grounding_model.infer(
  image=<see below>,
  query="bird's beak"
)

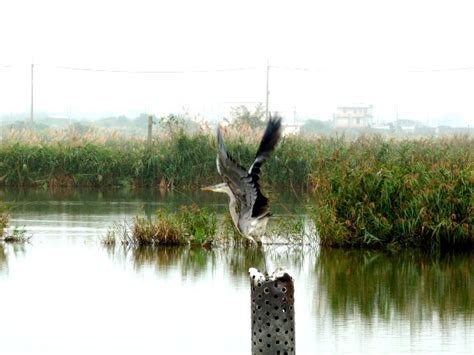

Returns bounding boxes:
[201,185,214,191]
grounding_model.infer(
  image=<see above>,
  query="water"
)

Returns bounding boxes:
[0,189,472,354]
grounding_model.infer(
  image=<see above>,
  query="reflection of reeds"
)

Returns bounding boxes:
[0,200,30,243]
[0,243,27,273]
[0,244,7,271]
[104,242,312,284]
[315,249,474,322]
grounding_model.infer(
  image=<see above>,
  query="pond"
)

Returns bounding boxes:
[0,189,472,354]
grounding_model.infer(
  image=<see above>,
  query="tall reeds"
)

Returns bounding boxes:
[310,135,473,250]
[104,205,217,247]
[2,128,472,249]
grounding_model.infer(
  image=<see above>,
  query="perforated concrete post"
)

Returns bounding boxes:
[249,268,295,355]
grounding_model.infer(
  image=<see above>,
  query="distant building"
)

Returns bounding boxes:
[333,104,373,129]
[282,123,302,136]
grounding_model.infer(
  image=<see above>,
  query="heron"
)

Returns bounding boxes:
[202,115,282,245]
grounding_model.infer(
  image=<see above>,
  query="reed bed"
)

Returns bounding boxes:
[0,126,319,189]
[104,205,217,247]
[310,135,473,250]
[3,128,472,250]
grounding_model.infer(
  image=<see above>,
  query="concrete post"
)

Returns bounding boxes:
[249,268,295,355]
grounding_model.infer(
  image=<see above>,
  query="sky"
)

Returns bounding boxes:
[1,0,474,126]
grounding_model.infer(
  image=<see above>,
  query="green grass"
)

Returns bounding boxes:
[310,135,473,250]
[0,129,320,189]
[104,205,217,247]
[2,129,472,250]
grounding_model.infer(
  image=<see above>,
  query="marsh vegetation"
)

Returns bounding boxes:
[1,126,472,250]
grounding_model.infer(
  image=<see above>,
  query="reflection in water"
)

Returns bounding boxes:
[315,249,474,323]
[105,245,267,280]
[104,244,308,281]
[1,187,304,219]
[0,243,27,275]
[2,186,473,354]
[0,244,6,273]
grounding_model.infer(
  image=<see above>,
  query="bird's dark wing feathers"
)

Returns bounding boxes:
[217,115,282,219]
[249,115,282,181]
[249,115,282,218]
[217,128,257,216]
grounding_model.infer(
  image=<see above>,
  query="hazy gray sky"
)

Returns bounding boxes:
[1,0,474,125]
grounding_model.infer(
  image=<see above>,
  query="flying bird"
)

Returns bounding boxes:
[202,115,282,244]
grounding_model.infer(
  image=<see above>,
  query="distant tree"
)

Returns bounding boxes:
[96,115,131,128]
[300,119,332,134]
[133,113,154,129]
[158,114,200,134]
[230,104,266,128]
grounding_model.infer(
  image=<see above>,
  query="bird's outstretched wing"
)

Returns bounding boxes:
[249,115,282,180]
[248,115,282,218]
[217,128,257,219]
[216,115,282,220]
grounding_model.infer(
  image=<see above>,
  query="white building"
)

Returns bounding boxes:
[333,104,373,129]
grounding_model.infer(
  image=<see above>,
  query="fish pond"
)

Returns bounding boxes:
[0,189,472,354]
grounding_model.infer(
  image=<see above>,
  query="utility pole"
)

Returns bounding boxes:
[30,63,34,125]
[265,60,270,121]
[147,115,153,147]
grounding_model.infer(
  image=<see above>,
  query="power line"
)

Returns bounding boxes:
[52,65,258,74]
[408,66,474,73]
[271,65,321,72]
[3,63,474,73]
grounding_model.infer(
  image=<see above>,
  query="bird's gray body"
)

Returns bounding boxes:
[204,116,282,244]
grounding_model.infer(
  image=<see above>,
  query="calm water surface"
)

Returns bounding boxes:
[0,189,472,354]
